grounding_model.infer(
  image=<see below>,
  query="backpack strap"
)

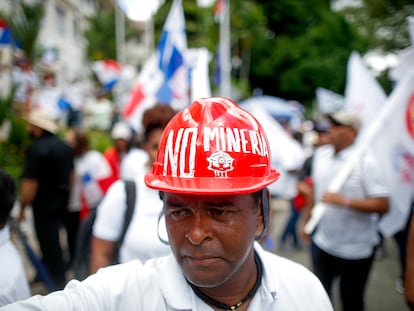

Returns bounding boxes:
[117,180,137,255]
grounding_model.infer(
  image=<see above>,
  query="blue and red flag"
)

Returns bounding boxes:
[0,18,13,45]
[122,0,189,133]
[92,60,122,92]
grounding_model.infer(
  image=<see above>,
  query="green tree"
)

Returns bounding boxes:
[341,0,414,52]
[85,9,141,61]
[85,10,117,61]
[249,0,367,107]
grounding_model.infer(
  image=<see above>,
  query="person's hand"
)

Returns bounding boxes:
[299,220,311,246]
[321,192,348,207]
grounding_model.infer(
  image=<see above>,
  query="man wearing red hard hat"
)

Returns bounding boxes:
[2,98,332,310]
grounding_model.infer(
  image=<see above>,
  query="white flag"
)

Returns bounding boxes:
[389,47,414,83]
[242,105,306,199]
[187,47,212,101]
[375,71,414,236]
[344,51,387,132]
[316,87,345,113]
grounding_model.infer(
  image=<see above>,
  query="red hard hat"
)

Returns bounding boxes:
[144,97,280,194]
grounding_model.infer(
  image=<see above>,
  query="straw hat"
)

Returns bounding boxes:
[24,109,58,134]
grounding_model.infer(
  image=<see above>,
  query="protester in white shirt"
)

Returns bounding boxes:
[0,169,30,306]
[84,90,113,131]
[301,110,389,311]
[1,98,332,311]
[91,104,177,272]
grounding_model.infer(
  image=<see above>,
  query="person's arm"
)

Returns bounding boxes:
[405,215,414,310]
[90,180,127,273]
[320,192,389,215]
[90,237,117,274]
[299,181,315,245]
[18,178,38,222]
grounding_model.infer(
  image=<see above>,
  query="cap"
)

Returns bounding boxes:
[328,110,361,131]
[24,109,58,134]
[111,121,132,140]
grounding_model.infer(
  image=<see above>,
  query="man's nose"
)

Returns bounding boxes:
[185,212,212,246]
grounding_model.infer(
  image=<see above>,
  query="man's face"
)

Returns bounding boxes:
[26,123,38,139]
[162,192,263,288]
[327,121,357,150]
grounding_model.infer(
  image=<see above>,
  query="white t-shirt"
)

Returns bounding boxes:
[1,244,333,311]
[120,148,148,181]
[312,144,389,259]
[93,172,171,263]
[84,98,113,131]
[0,226,30,307]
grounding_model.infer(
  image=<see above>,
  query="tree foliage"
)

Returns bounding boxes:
[85,10,117,60]
[154,0,366,107]
[249,0,367,107]
[87,0,406,108]
[341,0,414,51]
[84,9,141,61]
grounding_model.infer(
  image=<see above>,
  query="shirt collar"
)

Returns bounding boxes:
[159,243,277,310]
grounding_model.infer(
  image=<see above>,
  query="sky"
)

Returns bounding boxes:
[117,0,163,21]
[117,0,215,22]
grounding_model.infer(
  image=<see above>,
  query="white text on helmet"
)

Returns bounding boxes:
[163,127,197,177]
[204,127,268,156]
[162,127,269,178]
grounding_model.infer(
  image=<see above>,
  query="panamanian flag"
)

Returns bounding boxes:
[122,0,189,133]
[79,151,113,219]
[0,18,12,45]
[92,60,122,92]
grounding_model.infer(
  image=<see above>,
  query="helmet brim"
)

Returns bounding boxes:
[144,170,280,194]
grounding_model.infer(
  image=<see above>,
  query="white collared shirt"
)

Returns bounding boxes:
[312,144,389,259]
[0,226,30,306]
[1,243,332,310]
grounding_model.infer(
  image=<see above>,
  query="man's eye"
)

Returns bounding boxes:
[170,210,184,217]
[168,208,191,218]
[211,209,231,216]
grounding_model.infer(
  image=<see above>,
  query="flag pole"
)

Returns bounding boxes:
[115,1,125,64]
[219,0,231,98]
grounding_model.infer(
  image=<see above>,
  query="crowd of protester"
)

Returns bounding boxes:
[0,85,413,310]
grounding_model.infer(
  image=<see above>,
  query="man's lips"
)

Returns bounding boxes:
[184,255,222,266]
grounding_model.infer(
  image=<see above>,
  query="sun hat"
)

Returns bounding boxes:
[24,109,58,134]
